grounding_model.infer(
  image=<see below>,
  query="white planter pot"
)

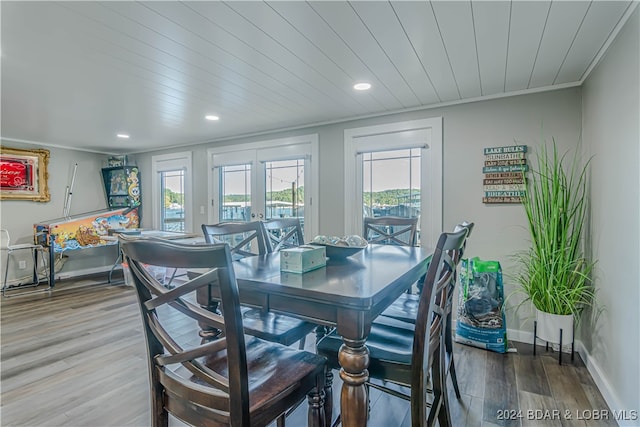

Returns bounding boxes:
[535,309,574,345]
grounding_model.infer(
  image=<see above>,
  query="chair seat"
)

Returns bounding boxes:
[196,285,316,346]
[168,336,326,425]
[121,237,327,427]
[317,316,416,386]
[240,307,317,347]
[381,293,420,324]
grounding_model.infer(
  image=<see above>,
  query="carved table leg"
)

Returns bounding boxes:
[338,338,370,427]
[199,300,222,341]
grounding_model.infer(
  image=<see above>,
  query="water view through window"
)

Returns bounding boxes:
[160,169,185,232]
[363,148,421,243]
[219,164,252,222]
[219,159,305,228]
[265,159,304,222]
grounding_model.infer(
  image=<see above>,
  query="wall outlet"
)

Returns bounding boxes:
[200,205,205,215]
[18,260,27,269]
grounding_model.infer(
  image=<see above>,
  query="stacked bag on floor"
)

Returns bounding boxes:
[455,257,507,353]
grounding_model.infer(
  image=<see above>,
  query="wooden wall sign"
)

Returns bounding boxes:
[482,145,527,204]
[0,147,50,202]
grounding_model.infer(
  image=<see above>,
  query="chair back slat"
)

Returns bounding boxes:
[263,218,305,251]
[364,216,419,246]
[120,236,252,425]
[201,221,271,258]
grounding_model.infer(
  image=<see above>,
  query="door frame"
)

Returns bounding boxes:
[206,134,319,241]
[344,117,443,251]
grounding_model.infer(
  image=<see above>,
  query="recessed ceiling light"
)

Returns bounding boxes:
[117,133,130,139]
[353,82,372,91]
[205,115,220,121]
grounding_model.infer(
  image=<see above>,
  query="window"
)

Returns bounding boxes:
[344,118,442,250]
[152,152,192,232]
[363,148,421,220]
[219,164,251,222]
[265,159,305,223]
[160,170,186,232]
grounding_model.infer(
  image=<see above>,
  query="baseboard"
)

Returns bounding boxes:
[507,328,635,426]
[507,328,534,345]
[574,341,638,427]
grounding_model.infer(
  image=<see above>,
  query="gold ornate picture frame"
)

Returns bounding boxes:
[0,147,50,202]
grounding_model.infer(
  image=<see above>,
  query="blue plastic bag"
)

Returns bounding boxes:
[455,257,507,353]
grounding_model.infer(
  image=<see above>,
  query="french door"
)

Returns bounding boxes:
[344,118,442,250]
[208,135,318,241]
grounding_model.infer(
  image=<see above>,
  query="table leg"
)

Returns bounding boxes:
[48,246,56,288]
[199,300,223,341]
[338,338,370,427]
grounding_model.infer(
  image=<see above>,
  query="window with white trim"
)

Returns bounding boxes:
[152,152,193,233]
[344,118,443,250]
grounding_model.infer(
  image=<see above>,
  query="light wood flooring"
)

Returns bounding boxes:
[1,275,615,427]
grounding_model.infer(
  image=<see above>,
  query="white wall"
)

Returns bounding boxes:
[137,87,583,335]
[582,8,640,420]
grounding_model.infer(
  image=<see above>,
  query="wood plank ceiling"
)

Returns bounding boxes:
[0,1,635,153]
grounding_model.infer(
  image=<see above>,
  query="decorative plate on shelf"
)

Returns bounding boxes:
[309,235,368,259]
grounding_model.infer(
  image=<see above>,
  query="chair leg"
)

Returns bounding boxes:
[448,356,461,399]
[323,369,333,427]
[307,385,325,427]
[439,348,453,427]
[298,334,307,350]
[445,311,461,399]
[428,348,452,427]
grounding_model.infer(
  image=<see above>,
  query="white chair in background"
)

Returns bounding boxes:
[1,229,50,297]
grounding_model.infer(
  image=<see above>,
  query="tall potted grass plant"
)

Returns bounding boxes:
[515,139,596,347]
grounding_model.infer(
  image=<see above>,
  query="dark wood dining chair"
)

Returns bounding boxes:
[364,216,420,295]
[379,222,474,399]
[120,236,326,427]
[263,218,305,252]
[202,221,272,258]
[363,216,419,246]
[317,226,470,427]
[199,221,316,348]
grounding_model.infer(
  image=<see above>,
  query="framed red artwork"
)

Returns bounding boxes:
[0,146,50,202]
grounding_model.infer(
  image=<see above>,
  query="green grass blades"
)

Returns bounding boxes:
[516,139,596,317]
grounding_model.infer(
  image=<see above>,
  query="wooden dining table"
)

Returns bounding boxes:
[194,243,431,427]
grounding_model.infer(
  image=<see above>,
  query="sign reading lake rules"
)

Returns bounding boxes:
[482,145,527,204]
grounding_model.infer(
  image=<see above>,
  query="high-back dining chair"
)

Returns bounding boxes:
[202,221,272,258]
[199,221,316,348]
[365,216,420,295]
[120,236,326,427]
[363,216,419,246]
[262,218,305,252]
[317,226,470,427]
[380,222,474,399]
